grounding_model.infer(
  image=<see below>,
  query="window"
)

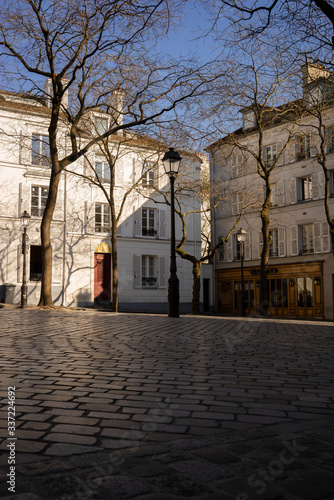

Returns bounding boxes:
[263,144,277,166]
[96,161,111,183]
[218,237,224,261]
[299,176,313,201]
[300,224,314,254]
[95,117,108,135]
[269,229,279,257]
[142,161,155,186]
[295,134,310,161]
[30,245,42,281]
[234,239,243,261]
[142,208,157,237]
[142,255,157,288]
[326,127,334,154]
[95,203,110,233]
[32,134,50,166]
[31,186,48,216]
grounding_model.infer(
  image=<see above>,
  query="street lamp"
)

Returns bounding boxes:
[20,210,31,308]
[236,227,246,317]
[162,147,182,317]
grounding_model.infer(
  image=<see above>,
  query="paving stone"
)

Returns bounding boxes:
[45,443,103,456]
[193,445,240,464]
[168,459,231,481]
[92,475,152,498]
[43,433,97,445]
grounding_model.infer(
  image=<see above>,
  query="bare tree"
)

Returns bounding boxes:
[0,0,215,307]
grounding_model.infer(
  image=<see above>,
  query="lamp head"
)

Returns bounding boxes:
[236,228,247,243]
[20,211,31,228]
[162,148,182,177]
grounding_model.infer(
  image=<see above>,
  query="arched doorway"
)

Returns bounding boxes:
[94,243,111,306]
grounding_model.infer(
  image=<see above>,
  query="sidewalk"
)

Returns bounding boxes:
[0,310,333,500]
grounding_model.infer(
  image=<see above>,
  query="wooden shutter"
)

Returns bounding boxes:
[291,225,299,256]
[133,255,141,288]
[276,181,285,207]
[314,222,322,253]
[322,221,330,253]
[258,232,263,258]
[289,178,297,204]
[226,238,233,262]
[134,209,142,237]
[244,232,251,260]
[158,210,167,239]
[158,256,166,288]
[19,182,30,216]
[231,194,238,216]
[311,172,320,200]
[278,227,286,257]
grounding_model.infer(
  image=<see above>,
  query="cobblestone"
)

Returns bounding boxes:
[0,309,333,499]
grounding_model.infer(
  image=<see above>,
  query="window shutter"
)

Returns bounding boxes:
[244,232,251,260]
[278,227,286,257]
[311,172,319,200]
[289,178,297,204]
[158,256,166,288]
[322,221,330,253]
[291,225,299,255]
[19,182,30,216]
[115,159,123,185]
[318,171,325,199]
[17,244,23,283]
[132,158,136,183]
[262,146,267,164]
[52,251,62,284]
[314,222,322,253]
[158,210,167,239]
[276,181,285,206]
[231,194,238,216]
[53,185,64,221]
[226,238,233,262]
[133,255,141,288]
[277,141,284,166]
[134,209,142,237]
[258,232,263,258]
[84,201,95,234]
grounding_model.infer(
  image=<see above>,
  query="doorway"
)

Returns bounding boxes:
[94,253,111,305]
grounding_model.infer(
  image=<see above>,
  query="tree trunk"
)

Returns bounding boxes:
[111,215,119,313]
[259,182,271,316]
[192,261,201,315]
[38,171,61,307]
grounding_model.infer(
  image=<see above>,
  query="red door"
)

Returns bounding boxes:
[94,253,111,303]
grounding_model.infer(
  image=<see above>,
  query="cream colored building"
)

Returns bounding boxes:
[0,89,208,312]
[207,62,334,320]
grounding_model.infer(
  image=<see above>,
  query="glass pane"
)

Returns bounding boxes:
[32,134,40,165]
[276,279,282,307]
[282,278,288,307]
[305,277,313,307]
[104,163,111,182]
[298,277,304,307]
[271,279,276,306]
[96,162,102,179]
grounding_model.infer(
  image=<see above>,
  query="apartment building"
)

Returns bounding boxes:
[0,88,207,312]
[207,62,334,320]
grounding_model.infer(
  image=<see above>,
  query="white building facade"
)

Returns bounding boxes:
[207,62,334,320]
[0,90,207,313]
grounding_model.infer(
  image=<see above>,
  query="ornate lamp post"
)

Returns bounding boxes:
[20,211,31,308]
[236,228,246,317]
[162,147,182,318]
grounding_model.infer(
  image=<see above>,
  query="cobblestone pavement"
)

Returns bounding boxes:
[0,309,334,500]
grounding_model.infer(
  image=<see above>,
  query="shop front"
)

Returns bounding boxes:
[217,262,323,319]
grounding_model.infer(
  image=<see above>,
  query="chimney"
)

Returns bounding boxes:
[44,77,69,109]
[302,60,331,107]
[109,89,123,128]
[240,107,256,131]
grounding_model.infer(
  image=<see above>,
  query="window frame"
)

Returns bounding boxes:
[295,134,311,162]
[300,223,315,254]
[95,160,111,184]
[142,161,156,187]
[298,176,313,202]
[95,202,110,233]
[269,229,279,257]
[142,207,157,237]
[31,185,49,217]
[141,255,157,288]
[31,134,50,167]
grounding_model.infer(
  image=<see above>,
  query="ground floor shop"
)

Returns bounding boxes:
[217,262,324,319]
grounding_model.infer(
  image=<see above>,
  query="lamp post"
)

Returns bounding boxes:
[236,228,246,317]
[162,147,182,318]
[20,211,31,309]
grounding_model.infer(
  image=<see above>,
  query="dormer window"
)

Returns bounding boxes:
[95,117,108,135]
[241,109,256,131]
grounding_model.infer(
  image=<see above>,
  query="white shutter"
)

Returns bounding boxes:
[53,185,64,221]
[318,171,325,199]
[311,172,320,200]
[276,141,284,166]
[52,251,62,284]
[158,256,166,288]
[17,244,23,283]
[258,232,263,258]
[291,225,299,256]
[278,227,286,257]
[322,221,330,253]
[244,232,251,260]
[231,194,238,216]
[134,209,142,237]
[314,222,322,253]
[289,178,297,204]
[158,210,166,239]
[276,181,285,207]
[85,201,95,234]
[19,182,30,216]
[115,159,123,185]
[133,255,141,288]
[226,238,233,262]
[132,158,136,182]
